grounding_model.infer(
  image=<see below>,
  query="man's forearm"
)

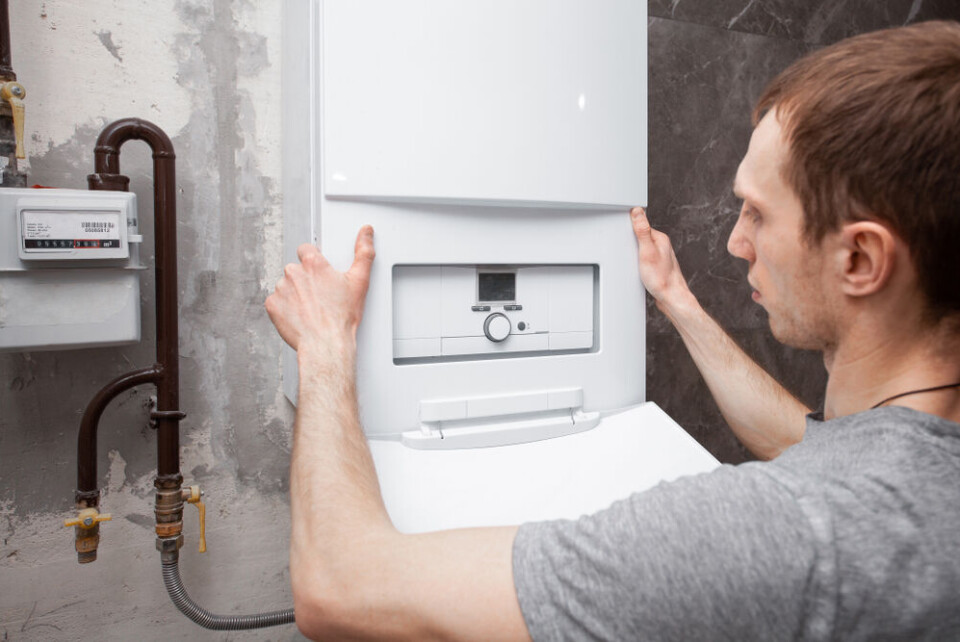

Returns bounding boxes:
[661,293,809,459]
[270,233,528,640]
[630,207,808,457]
[290,340,392,601]
[288,340,529,641]
[293,341,387,527]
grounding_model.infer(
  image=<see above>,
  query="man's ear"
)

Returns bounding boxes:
[836,221,897,297]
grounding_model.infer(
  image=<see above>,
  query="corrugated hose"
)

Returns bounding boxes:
[162,560,295,630]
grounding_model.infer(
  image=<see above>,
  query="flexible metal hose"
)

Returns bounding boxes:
[162,560,295,630]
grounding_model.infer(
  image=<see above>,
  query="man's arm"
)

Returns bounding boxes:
[266,227,530,641]
[630,208,809,459]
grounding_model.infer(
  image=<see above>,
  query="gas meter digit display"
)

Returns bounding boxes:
[478,272,516,302]
[21,210,122,251]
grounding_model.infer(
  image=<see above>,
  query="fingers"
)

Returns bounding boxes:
[296,242,328,266]
[633,206,675,254]
[348,225,375,284]
[630,207,653,242]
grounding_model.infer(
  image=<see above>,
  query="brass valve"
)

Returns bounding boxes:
[182,485,207,553]
[0,81,26,159]
[64,507,112,530]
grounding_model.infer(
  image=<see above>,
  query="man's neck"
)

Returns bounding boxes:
[823,313,960,422]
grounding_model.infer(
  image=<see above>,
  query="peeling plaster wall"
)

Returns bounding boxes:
[1,2,301,640]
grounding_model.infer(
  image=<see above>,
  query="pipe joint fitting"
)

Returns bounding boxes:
[87,172,130,192]
[156,534,184,563]
[75,489,100,509]
[151,409,186,422]
[155,520,183,538]
[155,476,185,542]
[155,492,184,534]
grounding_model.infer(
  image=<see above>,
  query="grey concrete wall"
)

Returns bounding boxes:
[2,1,959,640]
[1,2,301,640]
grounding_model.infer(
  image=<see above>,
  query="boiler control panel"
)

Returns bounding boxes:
[392,264,596,362]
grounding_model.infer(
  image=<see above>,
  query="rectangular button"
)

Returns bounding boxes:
[504,304,523,311]
[441,333,548,356]
[420,398,468,422]
[468,391,550,418]
[393,338,441,359]
[471,305,491,312]
[548,331,593,351]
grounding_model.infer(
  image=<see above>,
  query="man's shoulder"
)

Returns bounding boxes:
[806,405,960,438]
[783,405,960,474]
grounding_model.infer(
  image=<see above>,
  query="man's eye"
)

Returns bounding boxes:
[745,206,761,222]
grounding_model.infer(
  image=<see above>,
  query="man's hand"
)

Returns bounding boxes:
[265,226,375,352]
[630,207,696,316]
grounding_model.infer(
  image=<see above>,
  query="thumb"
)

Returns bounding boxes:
[630,207,653,242]
[348,225,375,284]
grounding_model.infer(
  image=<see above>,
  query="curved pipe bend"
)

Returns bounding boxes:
[94,118,176,174]
[76,365,162,500]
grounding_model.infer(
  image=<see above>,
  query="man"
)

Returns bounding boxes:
[265,21,960,640]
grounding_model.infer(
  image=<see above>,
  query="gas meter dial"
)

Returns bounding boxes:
[18,206,135,261]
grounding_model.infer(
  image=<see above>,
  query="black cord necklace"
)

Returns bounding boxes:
[870,382,960,410]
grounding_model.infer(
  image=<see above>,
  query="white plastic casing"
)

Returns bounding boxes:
[283,0,649,437]
[321,1,647,207]
[0,188,143,351]
[282,1,718,531]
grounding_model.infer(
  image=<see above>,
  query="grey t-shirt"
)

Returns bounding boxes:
[513,407,960,640]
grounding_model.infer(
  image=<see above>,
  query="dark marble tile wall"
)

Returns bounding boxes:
[645,2,960,463]
[649,0,959,44]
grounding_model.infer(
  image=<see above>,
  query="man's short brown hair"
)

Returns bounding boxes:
[754,20,960,320]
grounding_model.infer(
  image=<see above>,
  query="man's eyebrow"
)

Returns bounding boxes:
[732,178,764,211]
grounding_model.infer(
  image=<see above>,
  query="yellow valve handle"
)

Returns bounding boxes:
[64,507,112,530]
[0,82,26,159]
[185,485,207,553]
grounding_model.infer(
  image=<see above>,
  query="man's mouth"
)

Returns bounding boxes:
[747,278,761,302]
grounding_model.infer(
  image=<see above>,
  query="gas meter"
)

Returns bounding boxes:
[0,187,143,351]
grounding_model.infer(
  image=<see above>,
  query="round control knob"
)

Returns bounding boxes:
[483,313,511,343]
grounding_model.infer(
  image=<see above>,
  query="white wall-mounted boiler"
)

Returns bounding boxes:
[282,0,718,533]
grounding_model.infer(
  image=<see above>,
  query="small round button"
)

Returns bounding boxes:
[483,313,511,342]
[517,322,526,331]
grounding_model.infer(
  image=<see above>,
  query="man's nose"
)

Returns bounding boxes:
[727,214,754,262]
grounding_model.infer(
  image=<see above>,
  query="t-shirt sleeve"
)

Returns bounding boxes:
[512,464,820,641]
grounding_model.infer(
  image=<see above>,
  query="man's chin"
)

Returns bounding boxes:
[768,318,825,351]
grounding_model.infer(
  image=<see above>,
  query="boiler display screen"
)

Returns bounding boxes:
[478,272,515,302]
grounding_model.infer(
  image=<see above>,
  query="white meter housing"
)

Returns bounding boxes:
[0,188,143,351]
